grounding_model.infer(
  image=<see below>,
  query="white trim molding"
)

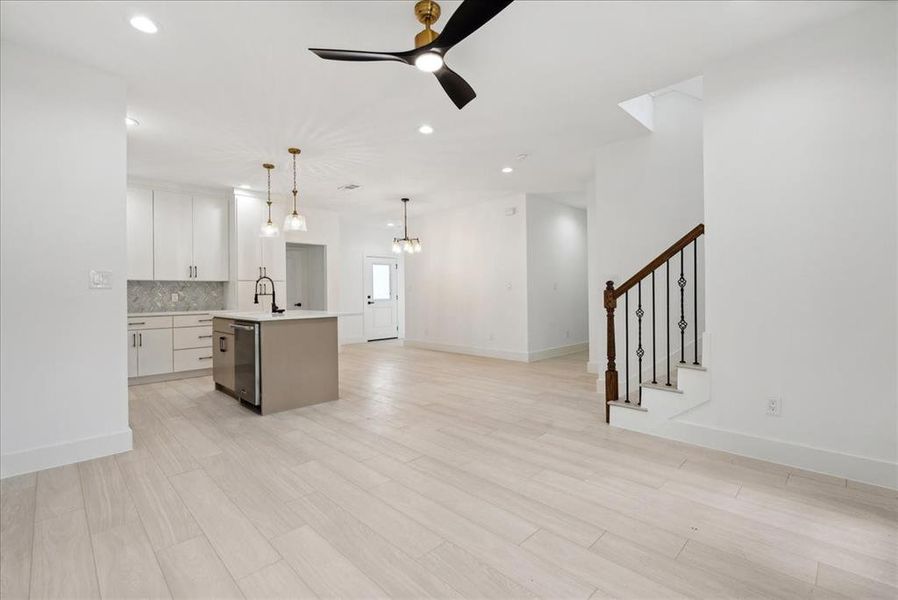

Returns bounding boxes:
[1,427,133,479]
[402,340,529,362]
[528,343,589,362]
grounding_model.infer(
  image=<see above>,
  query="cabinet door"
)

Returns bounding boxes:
[153,191,194,281]
[137,328,173,376]
[273,280,287,311]
[127,331,139,378]
[237,280,265,312]
[192,195,229,281]
[213,332,235,391]
[261,201,287,281]
[235,194,263,281]
[126,188,154,280]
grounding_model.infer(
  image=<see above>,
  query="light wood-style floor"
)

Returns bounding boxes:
[2,342,896,599]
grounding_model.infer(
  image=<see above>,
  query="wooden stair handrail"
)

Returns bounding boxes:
[613,224,704,298]
[603,223,705,422]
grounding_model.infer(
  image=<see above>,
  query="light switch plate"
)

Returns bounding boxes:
[89,270,112,289]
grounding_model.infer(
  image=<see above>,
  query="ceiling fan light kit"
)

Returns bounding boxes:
[309,0,514,109]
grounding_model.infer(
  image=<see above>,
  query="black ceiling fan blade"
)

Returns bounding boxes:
[434,65,476,109]
[431,0,515,51]
[309,48,413,64]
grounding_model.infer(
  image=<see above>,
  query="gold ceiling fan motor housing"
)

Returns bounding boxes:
[414,0,441,48]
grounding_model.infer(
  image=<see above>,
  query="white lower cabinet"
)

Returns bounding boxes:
[127,332,139,378]
[134,328,174,376]
[128,312,214,380]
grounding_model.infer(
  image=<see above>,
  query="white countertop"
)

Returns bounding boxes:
[210,310,339,322]
[128,310,215,317]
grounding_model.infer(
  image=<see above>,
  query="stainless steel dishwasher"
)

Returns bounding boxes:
[230,321,260,406]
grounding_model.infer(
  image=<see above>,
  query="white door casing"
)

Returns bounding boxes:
[364,256,399,341]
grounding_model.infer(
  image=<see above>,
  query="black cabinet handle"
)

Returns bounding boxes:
[138,333,142,347]
[219,337,227,352]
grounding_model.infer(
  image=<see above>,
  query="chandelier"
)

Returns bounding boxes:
[392,197,421,254]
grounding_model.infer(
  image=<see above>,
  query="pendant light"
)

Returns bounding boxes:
[260,163,279,237]
[392,197,422,254]
[283,147,308,231]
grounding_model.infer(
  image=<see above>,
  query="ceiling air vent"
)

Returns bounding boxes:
[338,184,361,191]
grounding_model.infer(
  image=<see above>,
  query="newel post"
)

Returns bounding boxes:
[604,280,619,422]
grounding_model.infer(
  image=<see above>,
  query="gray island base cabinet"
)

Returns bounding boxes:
[211,312,338,415]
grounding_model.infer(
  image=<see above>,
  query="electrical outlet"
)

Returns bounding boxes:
[88,270,112,289]
[171,293,179,303]
[766,397,782,417]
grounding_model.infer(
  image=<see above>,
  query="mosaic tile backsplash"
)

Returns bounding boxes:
[128,280,226,313]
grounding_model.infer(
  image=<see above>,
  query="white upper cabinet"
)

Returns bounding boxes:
[235,193,286,282]
[153,191,194,281]
[192,195,229,281]
[126,188,154,280]
[236,194,264,281]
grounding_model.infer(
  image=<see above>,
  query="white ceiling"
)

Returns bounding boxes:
[0,1,863,221]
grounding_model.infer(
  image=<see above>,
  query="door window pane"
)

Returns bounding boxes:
[372,264,391,300]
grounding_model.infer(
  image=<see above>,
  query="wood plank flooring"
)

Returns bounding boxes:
[2,342,896,599]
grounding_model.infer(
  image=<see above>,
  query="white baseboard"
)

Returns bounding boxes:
[402,340,529,362]
[128,368,210,386]
[528,343,589,362]
[653,419,898,490]
[1,428,133,479]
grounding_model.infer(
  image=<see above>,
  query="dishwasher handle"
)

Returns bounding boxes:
[229,323,256,331]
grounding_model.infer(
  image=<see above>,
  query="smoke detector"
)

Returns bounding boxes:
[338,183,361,190]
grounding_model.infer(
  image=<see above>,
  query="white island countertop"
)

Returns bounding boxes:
[211,310,339,323]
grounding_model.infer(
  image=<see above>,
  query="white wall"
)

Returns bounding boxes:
[339,219,405,344]
[587,90,705,375]
[691,4,897,487]
[525,194,589,358]
[404,194,530,360]
[1,43,131,477]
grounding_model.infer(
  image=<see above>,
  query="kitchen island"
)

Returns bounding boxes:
[211,310,338,415]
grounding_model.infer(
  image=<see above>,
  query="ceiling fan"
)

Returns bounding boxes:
[309,0,514,110]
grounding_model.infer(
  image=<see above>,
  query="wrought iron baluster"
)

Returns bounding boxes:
[666,260,671,386]
[678,249,687,363]
[625,290,629,404]
[693,238,699,365]
[636,281,644,405]
[651,271,657,384]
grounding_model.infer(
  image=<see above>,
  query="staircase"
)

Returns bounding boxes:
[603,224,709,431]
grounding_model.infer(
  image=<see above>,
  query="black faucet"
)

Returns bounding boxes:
[253,275,285,314]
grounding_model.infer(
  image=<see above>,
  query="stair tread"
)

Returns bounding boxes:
[640,382,683,394]
[607,400,648,412]
[676,362,706,371]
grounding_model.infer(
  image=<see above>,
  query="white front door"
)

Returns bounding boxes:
[364,257,398,341]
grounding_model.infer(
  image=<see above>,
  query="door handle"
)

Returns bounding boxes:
[367,301,375,305]
[294,302,302,307]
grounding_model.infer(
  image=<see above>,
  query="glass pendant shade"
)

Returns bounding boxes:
[260,219,279,237]
[284,211,307,231]
[392,239,402,254]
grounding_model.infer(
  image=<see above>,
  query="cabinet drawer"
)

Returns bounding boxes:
[173,347,214,372]
[127,316,173,330]
[173,326,213,350]
[174,314,214,328]
[213,318,234,334]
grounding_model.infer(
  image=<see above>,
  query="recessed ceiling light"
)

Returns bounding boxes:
[501,166,514,174]
[125,117,140,127]
[130,16,158,34]
[516,153,529,161]
[387,222,396,228]
[418,124,434,135]
[239,184,252,189]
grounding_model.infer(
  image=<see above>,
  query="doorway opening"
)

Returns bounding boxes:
[364,256,399,341]
[286,243,327,310]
